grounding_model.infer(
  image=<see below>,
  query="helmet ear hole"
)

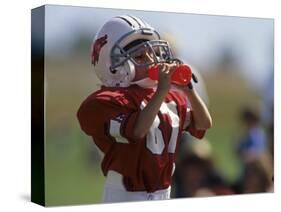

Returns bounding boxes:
[110,68,118,74]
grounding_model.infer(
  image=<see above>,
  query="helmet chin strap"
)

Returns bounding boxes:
[130,77,158,88]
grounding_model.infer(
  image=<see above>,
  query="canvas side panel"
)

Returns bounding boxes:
[31,5,45,206]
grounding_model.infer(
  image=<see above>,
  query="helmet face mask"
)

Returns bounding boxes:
[111,39,174,71]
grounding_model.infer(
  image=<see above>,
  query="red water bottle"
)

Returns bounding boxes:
[148,64,192,86]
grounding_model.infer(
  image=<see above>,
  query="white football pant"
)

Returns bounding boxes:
[102,171,171,203]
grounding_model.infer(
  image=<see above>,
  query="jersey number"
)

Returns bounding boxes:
[141,101,180,155]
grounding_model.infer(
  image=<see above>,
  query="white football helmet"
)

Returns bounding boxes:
[91,15,175,87]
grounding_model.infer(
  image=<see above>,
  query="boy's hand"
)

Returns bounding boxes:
[156,63,178,93]
[173,72,199,93]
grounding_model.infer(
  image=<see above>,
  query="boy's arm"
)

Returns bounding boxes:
[132,88,167,139]
[132,64,174,139]
[183,88,212,130]
[132,63,212,139]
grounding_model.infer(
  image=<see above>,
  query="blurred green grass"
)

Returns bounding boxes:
[45,130,105,206]
[44,57,261,205]
[204,72,261,182]
[45,57,106,206]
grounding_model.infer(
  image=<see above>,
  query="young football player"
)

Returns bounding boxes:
[77,15,212,203]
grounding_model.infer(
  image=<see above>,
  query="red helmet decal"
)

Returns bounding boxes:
[91,34,108,65]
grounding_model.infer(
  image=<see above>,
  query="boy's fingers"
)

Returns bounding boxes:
[167,64,177,76]
[159,63,166,72]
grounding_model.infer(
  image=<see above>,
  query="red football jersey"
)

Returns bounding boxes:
[77,85,205,192]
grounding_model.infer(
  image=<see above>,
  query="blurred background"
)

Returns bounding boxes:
[34,5,274,206]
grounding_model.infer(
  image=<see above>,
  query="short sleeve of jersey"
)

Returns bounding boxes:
[77,94,141,146]
[107,110,141,143]
[184,109,206,139]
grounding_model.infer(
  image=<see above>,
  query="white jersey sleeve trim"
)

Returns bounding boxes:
[109,119,129,143]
